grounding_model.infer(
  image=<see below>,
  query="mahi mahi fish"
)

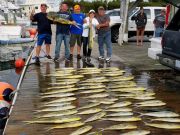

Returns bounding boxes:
[121,130,150,135]
[78,108,102,115]
[145,122,180,129]
[83,93,109,99]
[85,112,106,123]
[70,125,93,135]
[79,89,105,94]
[40,93,75,98]
[78,102,101,110]
[105,107,132,112]
[110,87,146,92]
[36,109,78,118]
[47,121,85,131]
[110,76,134,81]
[24,115,81,124]
[108,101,132,108]
[78,85,106,90]
[140,111,179,117]
[34,105,76,113]
[103,116,141,122]
[44,97,76,104]
[151,117,180,123]
[41,88,79,95]
[102,123,137,131]
[46,85,75,90]
[106,112,133,117]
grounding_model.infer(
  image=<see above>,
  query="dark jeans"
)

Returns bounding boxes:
[83,37,92,57]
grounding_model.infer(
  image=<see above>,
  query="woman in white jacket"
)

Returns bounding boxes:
[82,9,99,64]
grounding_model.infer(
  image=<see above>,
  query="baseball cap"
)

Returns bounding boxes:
[98,6,105,10]
[74,4,81,10]
[89,9,95,14]
[41,3,47,7]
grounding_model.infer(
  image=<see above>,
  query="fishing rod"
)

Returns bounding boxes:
[2,35,37,135]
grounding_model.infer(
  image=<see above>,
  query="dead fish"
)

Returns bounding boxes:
[106,112,133,117]
[48,82,77,85]
[85,112,106,123]
[78,103,101,110]
[34,105,76,113]
[141,111,179,118]
[45,74,73,77]
[103,123,137,130]
[136,100,165,105]
[36,109,78,118]
[79,89,105,94]
[78,108,102,115]
[80,72,101,75]
[70,125,93,135]
[56,79,80,82]
[56,75,84,79]
[46,85,75,90]
[78,85,106,90]
[121,130,150,135]
[78,83,103,86]
[103,116,141,122]
[105,107,132,112]
[83,93,109,99]
[110,87,146,92]
[151,118,180,123]
[114,93,135,97]
[108,83,136,89]
[41,88,79,95]
[135,101,166,107]
[47,121,84,131]
[104,72,124,77]
[110,76,134,81]
[24,115,81,124]
[44,97,77,104]
[39,102,71,107]
[89,98,118,105]
[144,122,180,129]
[132,96,155,100]
[40,93,75,98]
[108,101,132,108]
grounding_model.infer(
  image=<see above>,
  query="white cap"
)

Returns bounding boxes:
[89,9,95,14]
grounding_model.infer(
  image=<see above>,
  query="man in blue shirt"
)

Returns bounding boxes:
[69,4,86,60]
[54,2,73,62]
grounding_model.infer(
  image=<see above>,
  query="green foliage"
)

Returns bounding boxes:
[63,0,167,13]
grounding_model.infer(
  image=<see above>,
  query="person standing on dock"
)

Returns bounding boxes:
[69,4,86,60]
[30,4,53,64]
[153,9,166,37]
[82,9,99,66]
[96,6,112,63]
[54,2,74,62]
[135,7,147,46]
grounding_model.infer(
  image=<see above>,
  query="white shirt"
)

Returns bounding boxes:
[82,17,99,38]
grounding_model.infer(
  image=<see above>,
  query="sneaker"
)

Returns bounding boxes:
[82,56,86,62]
[106,57,111,62]
[87,57,91,62]
[98,56,105,61]
[54,57,59,62]
[35,56,40,64]
[65,57,70,61]
[46,55,52,59]
[69,54,73,61]
[86,61,94,67]
[77,54,81,59]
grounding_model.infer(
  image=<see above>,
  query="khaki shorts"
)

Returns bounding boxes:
[70,34,82,47]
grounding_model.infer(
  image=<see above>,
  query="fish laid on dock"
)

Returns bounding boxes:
[70,125,93,135]
[78,108,102,115]
[145,122,180,129]
[140,111,180,118]
[121,130,150,135]
[102,116,141,122]
[78,102,101,110]
[84,112,106,123]
[108,101,132,108]
[103,123,137,130]
[105,107,132,112]
[106,112,134,117]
